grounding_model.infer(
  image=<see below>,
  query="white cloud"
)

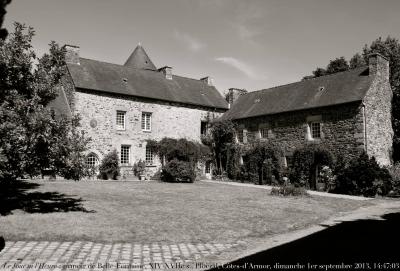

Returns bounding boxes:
[174,30,205,52]
[215,57,266,80]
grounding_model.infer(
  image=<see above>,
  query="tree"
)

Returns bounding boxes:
[245,141,284,185]
[349,53,366,69]
[207,120,236,174]
[0,22,89,182]
[0,0,11,39]
[326,57,349,74]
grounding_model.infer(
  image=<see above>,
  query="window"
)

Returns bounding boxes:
[310,122,321,139]
[145,145,154,165]
[141,112,152,131]
[260,128,269,138]
[86,153,99,167]
[50,108,55,119]
[116,111,126,130]
[237,130,244,143]
[120,145,130,164]
[201,121,208,136]
[205,161,211,174]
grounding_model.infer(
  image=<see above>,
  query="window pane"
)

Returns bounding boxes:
[116,111,125,130]
[121,145,130,164]
[311,122,321,138]
[238,130,244,142]
[142,112,152,131]
[146,146,153,165]
[86,153,99,167]
[205,161,211,173]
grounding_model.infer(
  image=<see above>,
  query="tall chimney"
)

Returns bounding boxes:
[158,66,172,80]
[64,44,80,65]
[369,53,389,79]
[227,88,247,108]
[200,76,213,86]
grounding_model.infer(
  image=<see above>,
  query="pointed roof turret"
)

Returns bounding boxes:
[124,44,157,70]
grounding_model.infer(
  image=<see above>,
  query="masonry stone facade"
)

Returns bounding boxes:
[74,89,224,177]
[234,102,366,163]
[225,53,393,166]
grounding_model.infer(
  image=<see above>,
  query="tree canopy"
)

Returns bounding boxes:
[0,22,89,182]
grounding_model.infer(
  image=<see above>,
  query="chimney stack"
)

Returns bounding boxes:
[227,88,247,108]
[368,53,389,79]
[200,76,213,86]
[64,44,80,65]
[158,66,172,80]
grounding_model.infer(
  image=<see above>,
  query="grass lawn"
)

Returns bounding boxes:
[0,180,372,244]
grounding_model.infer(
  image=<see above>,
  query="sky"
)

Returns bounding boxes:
[3,0,400,95]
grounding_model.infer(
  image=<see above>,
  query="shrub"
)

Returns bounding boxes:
[333,152,392,197]
[98,150,120,180]
[133,159,146,176]
[244,141,285,185]
[387,163,400,197]
[319,166,336,192]
[161,159,195,183]
[147,138,209,183]
[289,144,334,188]
[270,183,308,197]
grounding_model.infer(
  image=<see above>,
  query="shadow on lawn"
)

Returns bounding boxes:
[0,180,94,216]
[209,212,400,270]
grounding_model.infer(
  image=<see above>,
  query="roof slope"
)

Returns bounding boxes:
[67,58,229,110]
[223,67,372,120]
[124,45,157,70]
[47,87,72,119]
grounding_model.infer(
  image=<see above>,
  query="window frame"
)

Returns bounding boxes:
[237,129,244,143]
[201,121,208,136]
[86,153,99,168]
[116,111,126,130]
[145,145,154,165]
[141,112,152,132]
[120,145,131,165]
[310,121,321,139]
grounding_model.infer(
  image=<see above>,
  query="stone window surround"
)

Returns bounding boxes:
[306,115,323,141]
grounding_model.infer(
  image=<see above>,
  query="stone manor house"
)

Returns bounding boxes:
[54,44,393,179]
[57,44,229,178]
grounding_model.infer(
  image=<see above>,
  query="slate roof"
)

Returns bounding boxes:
[67,56,229,110]
[124,45,157,70]
[222,67,372,120]
[48,87,72,119]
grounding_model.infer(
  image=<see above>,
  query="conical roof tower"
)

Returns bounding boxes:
[124,44,157,70]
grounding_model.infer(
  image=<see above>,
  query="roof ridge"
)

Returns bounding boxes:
[246,66,368,96]
[79,57,212,84]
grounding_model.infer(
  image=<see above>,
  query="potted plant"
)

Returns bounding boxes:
[133,159,146,180]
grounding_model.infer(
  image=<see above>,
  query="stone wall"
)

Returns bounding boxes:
[364,54,393,165]
[234,102,366,162]
[73,89,224,177]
